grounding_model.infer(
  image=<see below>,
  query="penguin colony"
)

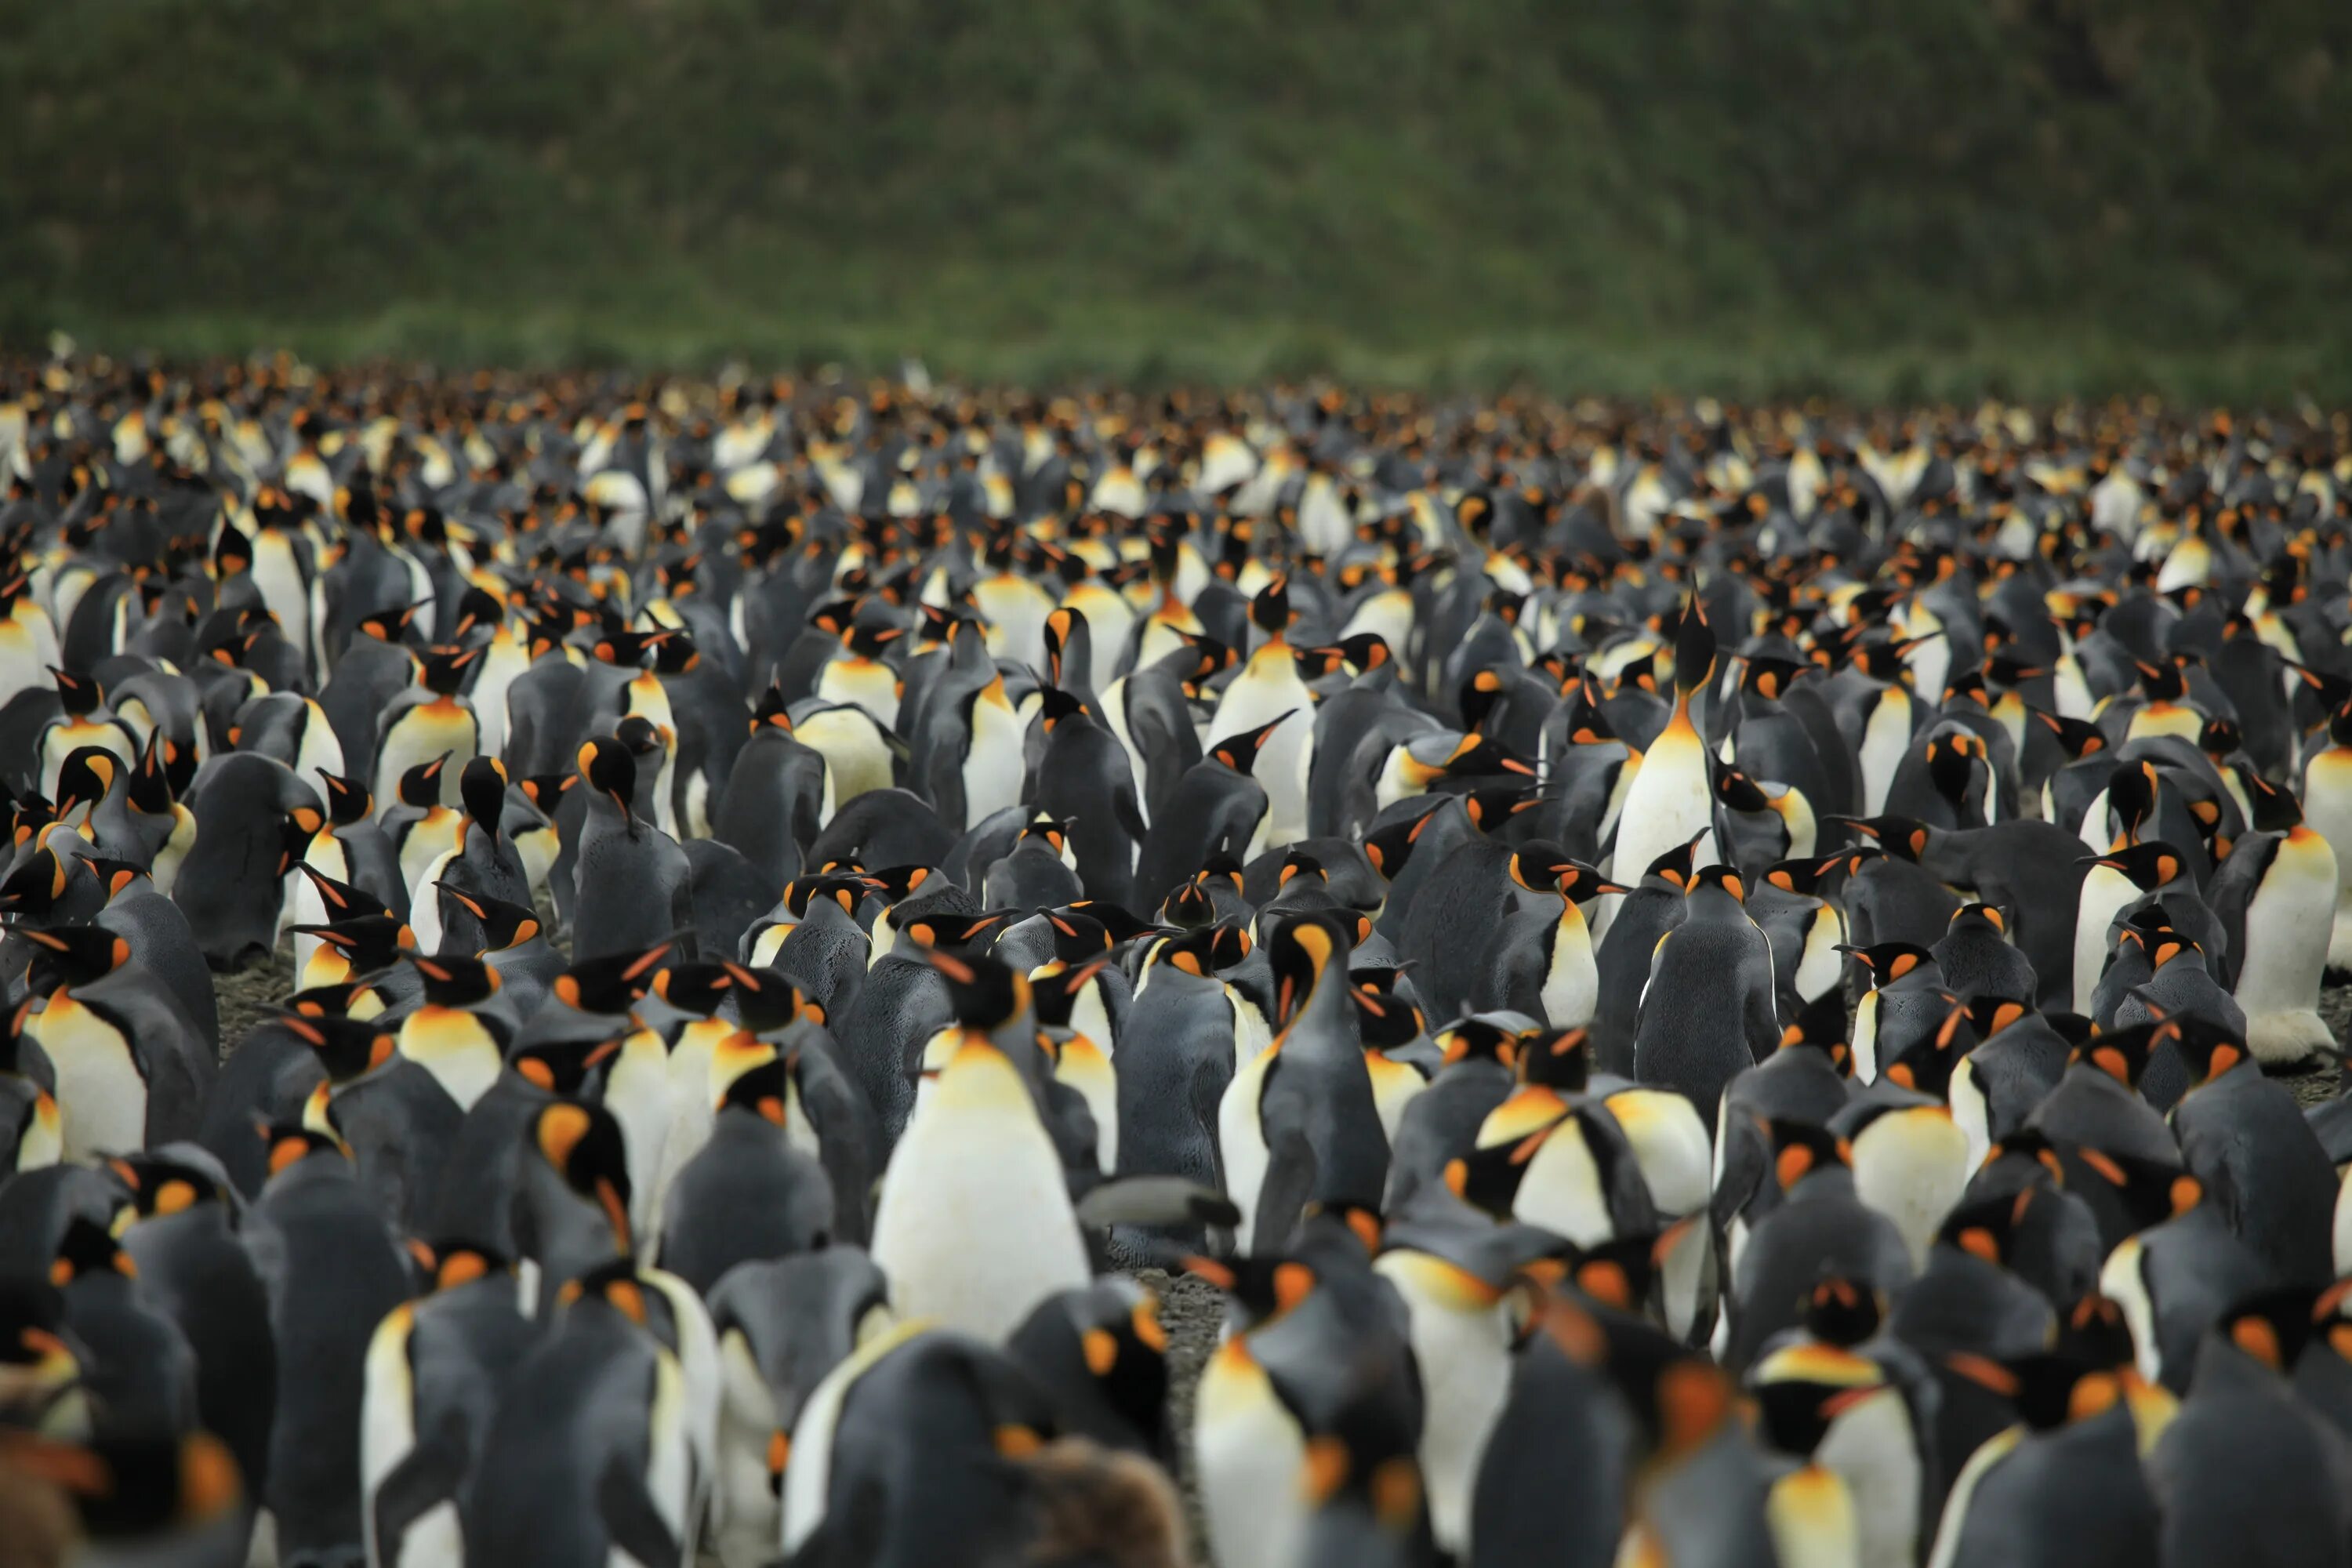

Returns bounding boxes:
[3,355,2352,1568]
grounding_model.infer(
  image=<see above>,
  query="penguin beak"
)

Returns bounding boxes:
[595,1178,633,1253]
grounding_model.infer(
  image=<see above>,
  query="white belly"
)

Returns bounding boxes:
[1851,1107,1970,1271]
[1195,1346,1308,1568]
[1374,1254,1513,1557]
[1513,1123,1613,1245]
[1208,657,1315,847]
[1858,691,1912,815]
[1217,1049,1277,1253]
[1603,720,1717,934]
[960,699,1026,828]
[2072,865,2139,1014]
[31,995,145,1162]
[1538,910,1599,1029]
[2234,829,2339,1064]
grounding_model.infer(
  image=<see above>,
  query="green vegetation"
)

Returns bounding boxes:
[5,1,2350,397]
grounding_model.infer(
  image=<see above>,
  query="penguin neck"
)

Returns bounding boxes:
[1276,965,1352,1057]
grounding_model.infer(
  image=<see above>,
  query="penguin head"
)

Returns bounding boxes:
[1878,993,1970,1095]
[450,586,506,642]
[292,913,416,975]
[1750,1342,1890,1460]
[783,872,879,920]
[1025,1282,1171,1460]
[1402,731,1534,789]
[720,962,823,1034]
[423,1241,513,1293]
[2058,1293,2141,1374]
[1359,810,1433,884]
[517,772,576,820]
[126,731,187,815]
[1032,960,1111,1033]
[924,946,1033,1034]
[49,668,103,719]
[1515,1025,1592,1092]
[50,747,122,820]
[511,1037,622,1097]
[543,940,673,1011]
[1207,711,1297,778]
[19,924,130,992]
[2077,839,2187,891]
[1035,685,1092,733]
[105,1153,230,1221]
[1961,994,2033,1042]
[1035,907,1114,964]
[1146,920,1249,979]
[2239,771,2305,834]
[534,1100,633,1254]
[274,1010,397,1085]
[407,953,500,1009]
[356,605,419,646]
[1946,1352,2122,1434]
[1461,782,1540,834]
[417,643,481,697]
[1638,833,1707,893]
[49,1218,135,1289]
[1685,863,1746,908]
[0,1428,244,1541]
[1298,1398,1431,1546]
[1799,1273,1886,1348]
[558,1257,655,1327]
[1768,1120,1852,1193]
[1668,594,1716,699]
[650,960,734,1019]
[0,1274,79,1413]
[1922,730,1988,804]
[1014,817,1075,858]
[2068,1020,2165,1091]
[1833,941,1934,989]
[2063,1143,2202,1232]
[0,848,83,922]
[1937,1189,2043,1272]
[313,768,374,826]
[395,752,455,809]
[1778,989,1856,1074]
[457,756,510,840]
[1761,854,1836,899]
[79,857,151,904]
[575,735,637,818]
[718,1051,796,1127]
[1042,607,1091,685]
[1739,653,1807,704]
[434,882,541,953]
[1265,911,1348,1032]
[1247,574,1293,638]
[1181,1253,1320,1331]
[751,682,795,731]
[2151,1012,2249,1087]
[1350,969,1428,1051]
[1827,813,1931,862]
[2103,759,2161,843]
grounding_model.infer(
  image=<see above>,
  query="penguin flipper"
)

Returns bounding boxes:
[1073,1176,1242,1232]
[372,1411,470,1568]
[598,1452,684,1568]
[1251,1127,1319,1253]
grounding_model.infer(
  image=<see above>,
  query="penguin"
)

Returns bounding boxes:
[869,956,1091,1342]
[1926,1356,2161,1568]
[18,922,215,1160]
[172,750,321,971]
[361,1243,540,1568]
[34,668,140,801]
[1843,941,1956,1087]
[1604,597,1722,927]
[2144,1287,2352,1568]
[710,684,830,889]
[1450,1071,1657,1249]
[1218,911,1390,1250]
[372,643,482,811]
[1631,864,1780,1127]
[456,1260,694,1568]
[1480,858,1628,1027]
[84,855,218,1052]
[1588,833,1700,1074]
[2205,775,2339,1067]
[1931,902,2037,1005]
[572,734,696,962]
[247,1126,417,1568]
[1132,711,1288,913]
[107,1151,277,1509]
[0,1428,252,1568]
[655,1051,836,1296]
[1030,689,1150,911]
[1203,575,1317,849]
[48,1218,201,1442]
[2162,1014,2336,1286]
[1722,1123,1915,1374]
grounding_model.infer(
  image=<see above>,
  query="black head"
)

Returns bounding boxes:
[924,946,1031,1033]
[294,913,416,975]
[1208,712,1297,778]
[396,753,454,809]
[1777,990,1855,1076]
[417,644,481,697]
[20,924,131,991]
[434,882,541,951]
[533,1099,634,1254]
[1517,1025,1592,1092]
[576,735,637,815]
[314,768,374,826]
[1265,911,1348,1031]
[406,953,500,1008]
[651,961,735,1018]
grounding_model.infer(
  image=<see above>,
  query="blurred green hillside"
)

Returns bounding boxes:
[5,0,2350,396]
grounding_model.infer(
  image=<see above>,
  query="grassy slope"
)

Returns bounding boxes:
[5,1,2350,396]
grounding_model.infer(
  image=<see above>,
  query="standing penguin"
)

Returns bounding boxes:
[19,923,216,1160]
[2206,775,2339,1067]
[869,956,1091,1343]
[1205,576,1317,849]
[1605,598,1722,929]
[572,734,696,962]
[1632,865,1780,1129]
[458,1261,694,1568]
[1132,712,1288,913]
[373,644,482,811]
[362,1243,540,1568]
[1218,911,1389,1250]
[246,1127,416,1568]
